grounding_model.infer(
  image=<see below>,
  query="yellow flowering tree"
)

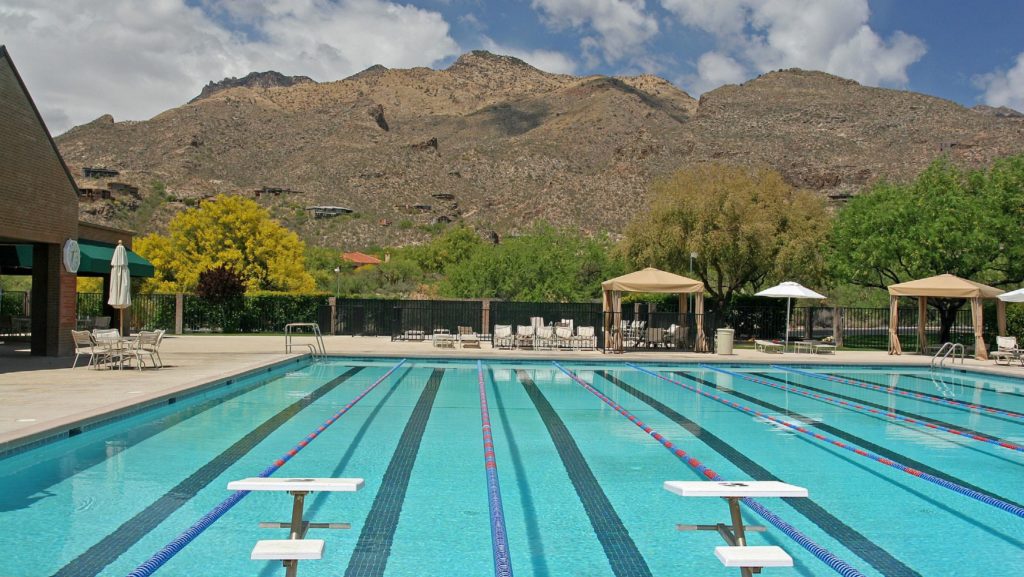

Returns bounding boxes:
[135,195,315,293]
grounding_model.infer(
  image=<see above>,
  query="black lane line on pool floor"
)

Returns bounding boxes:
[516,368,654,577]
[52,366,366,577]
[342,368,444,577]
[898,372,1024,400]
[0,368,289,513]
[674,371,1024,511]
[488,368,551,577]
[596,371,919,577]
[748,371,1023,455]
[255,365,414,577]
[818,371,1024,425]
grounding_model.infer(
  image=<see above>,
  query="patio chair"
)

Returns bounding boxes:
[71,330,103,368]
[515,325,535,349]
[458,326,480,349]
[992,336,1022,366]
[575,326,597,351]
[493,325,514,349]
[535,326,556,349]
[93,316,111,330]
[135,329,165,368]
[554,325,574,349]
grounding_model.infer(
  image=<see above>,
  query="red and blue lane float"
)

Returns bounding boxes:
[477,360,514,577]
[708,365,1023,453]
[631,363,1024,520]
[772,364,1024,421]
[126,359,408,577]
[551,362,868,577]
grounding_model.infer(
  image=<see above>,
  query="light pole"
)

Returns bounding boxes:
[334,267,340,297]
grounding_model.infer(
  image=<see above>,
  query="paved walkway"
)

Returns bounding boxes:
[1,335,1019,454]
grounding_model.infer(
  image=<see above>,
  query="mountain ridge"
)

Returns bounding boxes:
[54,51,1024,247]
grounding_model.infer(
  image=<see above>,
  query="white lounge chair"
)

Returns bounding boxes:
[575,326,597,350]
[515,325,535,349]
[493,325,514,349]
[754,340,784,353]
[992,336,1022,366]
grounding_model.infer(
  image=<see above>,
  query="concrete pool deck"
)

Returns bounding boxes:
[1,334,1021,455]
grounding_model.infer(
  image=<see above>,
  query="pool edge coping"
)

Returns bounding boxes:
[0,353,307,459]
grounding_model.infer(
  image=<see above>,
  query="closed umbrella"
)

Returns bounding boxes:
[998,288,1024,302]
[755,281,826,349]
[108,241,131,334]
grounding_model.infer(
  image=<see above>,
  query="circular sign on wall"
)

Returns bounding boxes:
[63,239,80,274]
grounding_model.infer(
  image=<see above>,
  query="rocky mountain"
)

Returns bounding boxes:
[55,50,1024,247]
[190,71,316,103]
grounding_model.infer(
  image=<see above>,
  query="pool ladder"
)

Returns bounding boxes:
[285,323,326,360]
[931,342,964,368]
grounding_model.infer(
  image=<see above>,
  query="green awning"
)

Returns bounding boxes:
[78,241,155,277]
[0,241,154,277]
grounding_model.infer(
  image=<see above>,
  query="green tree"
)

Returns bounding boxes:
[135,194,315,293]
[441,223,624,301]
[623,164,831,309]
[828,156,1024,340]
[408,224,484,274]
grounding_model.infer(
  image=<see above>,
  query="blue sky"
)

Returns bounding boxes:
[2,0,1023,134]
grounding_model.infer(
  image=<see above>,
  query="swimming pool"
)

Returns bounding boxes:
[1,358,1021,577]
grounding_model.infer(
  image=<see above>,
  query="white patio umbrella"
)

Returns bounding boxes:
[108,241,131,334]
[998,287,1024,302]
[754,281,826,349]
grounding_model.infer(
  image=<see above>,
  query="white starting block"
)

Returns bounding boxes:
[252,539,325,561]
[229,477,364,577]
[715,546,793,568]
[664,481,807,577]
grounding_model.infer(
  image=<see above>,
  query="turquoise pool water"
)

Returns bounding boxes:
[1,359,1021,577]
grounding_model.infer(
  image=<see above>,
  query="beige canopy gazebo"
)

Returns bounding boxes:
[602,267,707,353]
[887,274,1006,360]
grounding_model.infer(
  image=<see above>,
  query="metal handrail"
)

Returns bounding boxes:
[285,322,326,359]
[931,342,964,368]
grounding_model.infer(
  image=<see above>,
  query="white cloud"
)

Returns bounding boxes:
[691,51,747,94]
[0,0,460,134]
[480,37,577,74]
[976,52,1024,113]
[531,0,658,64]
[661,0,926,95]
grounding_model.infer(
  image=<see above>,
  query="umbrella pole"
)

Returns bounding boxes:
[785,298,791,351]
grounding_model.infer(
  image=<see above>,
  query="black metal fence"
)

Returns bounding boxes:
[8,290,996,348]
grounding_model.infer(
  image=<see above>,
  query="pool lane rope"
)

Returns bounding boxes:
[772,365,1024,421]
[126,359,408,577]
[477,361,515,577]
[551,362,867,577]
[710,365,1023,453]
[636,363,1024,520]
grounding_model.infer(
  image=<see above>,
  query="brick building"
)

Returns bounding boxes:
[0,46,151,356]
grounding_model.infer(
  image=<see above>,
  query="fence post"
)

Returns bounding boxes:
[329,297,337,335]
[832,306,844,347]
[481,299,490,334]
[23,291,30,317]
[805,306,814,339]
[175,293,184,335]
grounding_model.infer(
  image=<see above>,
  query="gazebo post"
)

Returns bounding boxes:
[917,297,928,355]
[888,295,902,355]
[694,292,708,352]
[971,297,988,360]
[998,300,1007,336]
[678,292,688,348]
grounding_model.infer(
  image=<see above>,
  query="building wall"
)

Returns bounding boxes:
[0,51,79,245]
[0,47,80,355]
